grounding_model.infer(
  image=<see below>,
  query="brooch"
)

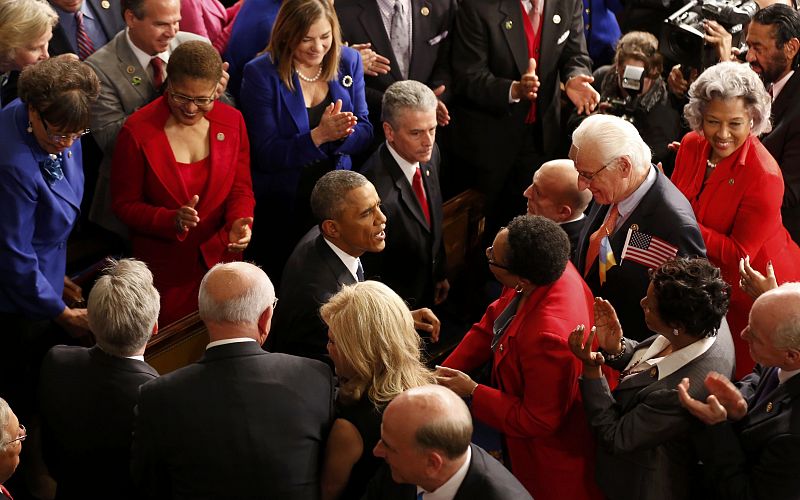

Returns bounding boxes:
[40,153,64,185]
[342,75,353,88]
[132,76,142,86]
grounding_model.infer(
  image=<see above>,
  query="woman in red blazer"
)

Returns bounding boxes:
[112,41,255,325]
[435,216,603,500]
[672,61,800,379]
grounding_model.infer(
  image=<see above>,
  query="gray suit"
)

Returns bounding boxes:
[580,320,736,500]
[84,30,206,236]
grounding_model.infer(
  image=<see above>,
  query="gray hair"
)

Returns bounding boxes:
[0,398,13,450]
[684,61,772,136]
[571,114,652,172]
[310,170,370,222]
[198,262,275,324]
[88,259,160,357]
[0,0,57,67]
[771,282,800,350]
[381,80,438,127]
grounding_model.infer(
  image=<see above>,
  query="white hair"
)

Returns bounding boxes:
[0,398,13,451]
[198,262,275,324]
[769,282,800,350]
[571,114,652,173]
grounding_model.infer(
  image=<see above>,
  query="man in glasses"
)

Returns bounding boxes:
[0,397,24,500]
[571,114,705,341]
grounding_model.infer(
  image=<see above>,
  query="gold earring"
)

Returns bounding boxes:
[27,121,33,133]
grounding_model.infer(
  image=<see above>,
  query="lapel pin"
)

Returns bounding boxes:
[649,367,658,378]
[126,65,135,74]
[504,20,513,30]
[421,6,429,16]
[553,14,561,24]
[101,0,110,8]
[342,75,353,87]
[729,178,735,185]
[216,132,225,141]
[499,344,504,352]
[426,170,430,176]
[131,76,142,86]
[67,151,72,158]
[766,402,774,412]
[630,223,639,231]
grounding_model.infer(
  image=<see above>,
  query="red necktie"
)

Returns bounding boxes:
[584,205,620,276]
[150,57,164,89]
[75,11,95,60]
[412,167,431,225]
[1,484,14,499]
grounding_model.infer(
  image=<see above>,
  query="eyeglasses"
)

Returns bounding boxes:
[486,246,513,272]
[167,86,216,108]
[42,120,90,145]
[3,424,26,447]
[272,297,279,309]
[574,160,615,182]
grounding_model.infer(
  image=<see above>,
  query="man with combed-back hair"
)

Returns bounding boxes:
[38,258,160,500]
[131,262,334,498]
[366,385,531,499]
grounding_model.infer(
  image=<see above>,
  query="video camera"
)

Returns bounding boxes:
[600,65,646,123]
[660,0,757,70]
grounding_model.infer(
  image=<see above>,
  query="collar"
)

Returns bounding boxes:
[771,70,794,101]
[416,446,471,500]
[624,334,716,380]
[778,367,800,384]
[125,354,146,361]
[385,141,419,185]
[125,28,169,73]
[616,165,656,224]
[206,338,257,350]
[322,237,361,281]
[561,212,586,225]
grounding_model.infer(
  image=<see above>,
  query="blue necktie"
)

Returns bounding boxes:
[356,259,365,282]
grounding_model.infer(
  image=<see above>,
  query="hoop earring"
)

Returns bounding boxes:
[27,121,33,133]
[514,283,524,293]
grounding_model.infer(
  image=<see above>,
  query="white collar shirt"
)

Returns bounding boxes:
[416,446,471,500]
[323,237,361,281]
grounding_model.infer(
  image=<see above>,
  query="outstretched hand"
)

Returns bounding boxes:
[593,297,623,354]
[175,195,200,233]
[677,372,747,425]
[568,325,605,378]
[228,217,253,252]
[566,74,599,115]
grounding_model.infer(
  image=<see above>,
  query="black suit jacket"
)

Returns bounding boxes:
[38,345,158,500]
[268,228,357,361]
[573,168,706,341]
[364,444,532,500]
[131,341,334,499]
[335,0,456,132]
[48,0,125,57]
[761,70,800,245]
[695,366,800,500]
[560,216,586,261]
[361,143,445,308]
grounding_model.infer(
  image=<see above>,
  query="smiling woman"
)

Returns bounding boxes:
[111,41,255,325]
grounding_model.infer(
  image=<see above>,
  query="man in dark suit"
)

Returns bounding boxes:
[38,259,160,500]
[571,115,706,341]
[678,283,800,499]
[450,0,600,241]
[367,384,532,499]
[362,80,448,309]
[131,262,334,498]
[47,0,124,59]
[523,158,592,259]
[268,170,440,363]
[747,4,800,245]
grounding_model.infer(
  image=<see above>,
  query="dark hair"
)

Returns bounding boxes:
[122,0,147,19]
[415,417,472,460]
[649,258,730,338]
[311,170,369,222]
[614,31,663,78]
[505,215,570,286]
[752,3,800,68]
[18,55,100,131]
[167,41,222,85]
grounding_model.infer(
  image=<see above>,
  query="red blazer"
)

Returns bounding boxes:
[112,98,255,324]
[443,263,603,500]
[672,132,800,378]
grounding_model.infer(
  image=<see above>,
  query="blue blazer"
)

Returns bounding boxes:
[0,100,83,319]
[223,0,281,101]
[240,46,373,202]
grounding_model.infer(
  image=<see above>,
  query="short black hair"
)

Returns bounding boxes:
[505,215,570,286]
[752,4,800,68]
[649,258,730,338]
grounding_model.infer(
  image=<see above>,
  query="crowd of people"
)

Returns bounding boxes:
[0,0,800,497]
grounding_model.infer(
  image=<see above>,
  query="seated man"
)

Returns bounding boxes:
[362,80,448,309]
[38,259,160,500]
[132,262,334,498]
[367,384,532,499]
[268,170,439,364]
[0,398,24,500]
[523,159,592,259]
[678,282,800,499]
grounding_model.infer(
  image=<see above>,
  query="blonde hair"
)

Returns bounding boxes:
[0,0,57,69]
[265,0,342,91]
[320,281,434,407]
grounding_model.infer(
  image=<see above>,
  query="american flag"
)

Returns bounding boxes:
[621,228,678,268]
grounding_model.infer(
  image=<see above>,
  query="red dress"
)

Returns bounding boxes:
[443,263,603,500]
[112,98,255,325]
[672,131,800,378]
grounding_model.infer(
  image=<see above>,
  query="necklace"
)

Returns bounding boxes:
[296,65,323,82]
[707,159,717,169]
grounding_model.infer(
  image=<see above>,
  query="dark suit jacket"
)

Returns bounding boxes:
[48,0,124,57]
[268,229,357,362]
[695,366,800,500]
[335,0,456,131]
[561,216,586,261]
[581,325,736,500]
[38,345,158,500]
[364,444,532,500]
[361,143,445,308]
[761,70,800,245]
[573,168,706,341]
[131,341,334,499]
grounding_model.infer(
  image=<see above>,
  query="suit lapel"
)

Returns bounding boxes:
[315,234,358,286]
[382,146,430,231]
[537,0,559,82]
[281,72,309,133]
[499,0,529,77]
[357,0,399,80]
[744,370,800,427]
[141,100,191,205]
[770,71,800,125]
[88,0,117,39]
[329,64,353,109]
[408,0,433,78]
[202,110,234,210]
[115,34,152,101]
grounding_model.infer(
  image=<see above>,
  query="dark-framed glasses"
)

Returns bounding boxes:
[569,144,615,182]
[167,86,216,108]
[42,121,90,145]
[3,424,26,447]
[486,245,513,272]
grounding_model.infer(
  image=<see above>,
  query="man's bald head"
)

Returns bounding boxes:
[743,283,800,370]
[198,262,275,330]
[523,160,592,223]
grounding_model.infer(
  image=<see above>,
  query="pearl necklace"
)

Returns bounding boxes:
[296,65,323,82]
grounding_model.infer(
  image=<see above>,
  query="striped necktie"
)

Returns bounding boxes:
[75,11,95,60]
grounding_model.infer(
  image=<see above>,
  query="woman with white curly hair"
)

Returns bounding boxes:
[671,61,800,379]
